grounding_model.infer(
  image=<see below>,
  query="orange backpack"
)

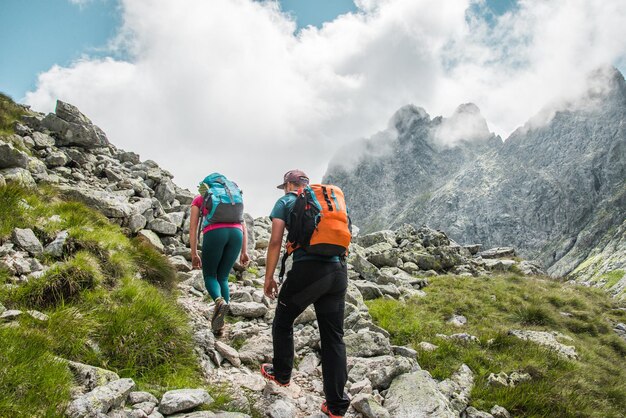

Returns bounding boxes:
[278,184,352,281]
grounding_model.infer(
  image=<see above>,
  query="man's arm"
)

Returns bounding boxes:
[264,218,286,299]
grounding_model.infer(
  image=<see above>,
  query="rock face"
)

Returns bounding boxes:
[325,67,626,290]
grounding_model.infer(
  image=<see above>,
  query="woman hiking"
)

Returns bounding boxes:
[189,173,249,336]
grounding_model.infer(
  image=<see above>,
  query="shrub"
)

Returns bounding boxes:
[0,184,31,237]
[131,239,177,290]
[0,92,27,135]
[93,278,200,389]
[0,326,73,417]
[13,252,102,308]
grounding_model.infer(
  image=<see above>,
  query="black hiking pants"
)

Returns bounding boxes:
[272,260,350,415]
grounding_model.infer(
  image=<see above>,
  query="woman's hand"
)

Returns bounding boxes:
[240,252,250,266]
[192,253,202,270]
[264,276,278,299]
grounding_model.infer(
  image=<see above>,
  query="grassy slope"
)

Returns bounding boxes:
[368,274,626,418]
[0,185,202,416]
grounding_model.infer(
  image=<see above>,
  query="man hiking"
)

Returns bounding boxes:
[261,169,351,418]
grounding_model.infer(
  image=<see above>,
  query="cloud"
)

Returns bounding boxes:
[24,0,626,215]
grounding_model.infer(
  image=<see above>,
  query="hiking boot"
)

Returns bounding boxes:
[321,401,344,418]
[211,297,228,334]
[260,363,290,387]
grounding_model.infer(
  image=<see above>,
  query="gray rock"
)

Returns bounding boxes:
[384,371,456,418]
[168,212,186,228]
[44,230,69,258]
[490,405,511,418]
[351,254,381,282]
[128,214,148,233]
[129,392,159,406]
[447,314,467,327]
[438,364,474,412]
[392,345,417,360]
[169,255,192,272]
[480,247,516,259]
[214,341,242,367]
[351,394,390,418]
[353,280,383,300]
[137,230,165,252]
[0,167,36,187]
[345,331,392,357]
[0,142,29,169]
[148,218,178,236]
[155,178,176,204]
[0,310,22,321]
[45,150,69,168]
[27,310,49,321]
[60,186,133,218]
[464,407,495,418]
[43,101,109,148]
[358,230,397,248]
[66,378,136,418]
[30,132,55,148]
[508,330,578,359]
[268,399,296,418]
[348,355,414,390]
[229,302,268,318]
[158,389,213,415]
[12,228,43,255]
[65,360,121,395]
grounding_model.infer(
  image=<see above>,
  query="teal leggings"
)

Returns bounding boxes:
[201,227,243,303]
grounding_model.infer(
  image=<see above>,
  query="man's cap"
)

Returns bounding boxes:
[277,169,309,189]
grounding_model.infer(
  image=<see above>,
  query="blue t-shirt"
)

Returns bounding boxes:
[269,193,340,263]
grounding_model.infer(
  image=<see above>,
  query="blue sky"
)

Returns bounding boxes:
[0,0,519,101]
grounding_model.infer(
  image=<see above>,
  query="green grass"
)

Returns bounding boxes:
[0,326,73,417]
[367,274,626,418]
[0,92,28,136]
[0,184,205,413]
[601,270,625,288]
[11,251,102,308]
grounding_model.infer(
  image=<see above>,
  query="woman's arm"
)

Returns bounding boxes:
[189,205,202,269]
[264,218,285,299]
[240,221,249,266]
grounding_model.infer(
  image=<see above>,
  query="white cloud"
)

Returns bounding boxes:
[25,0,626,215]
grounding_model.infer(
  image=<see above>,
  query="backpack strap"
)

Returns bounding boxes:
[278,251,290,284]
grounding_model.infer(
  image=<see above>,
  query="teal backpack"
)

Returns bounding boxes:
[197,173,244,230]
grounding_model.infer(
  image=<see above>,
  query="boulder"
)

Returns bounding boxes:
[44,230,69,258]
[348,355,414,390]
[66,378,136,418]
[0,167,36,187]
[12,228,43,255]
[65,360,121,395]
[353,281,383,300]
[229,302,268,318]
[30,131,55,148]
[508,330,578,359]
[158,389,213,415]
[42,101,109,148]
[60,186,133,218]
[384,371,455,418]
[45,150,69,168]
[0,142,29,169]
[358,230,396,248]
[137,230,165,252]
[351,394,390,418]
[480,247,516,259]
[345,331,392,357]
[128,214,148,233]
[214,341,242,367]
[148,218,178,236]
[268,399,297,418]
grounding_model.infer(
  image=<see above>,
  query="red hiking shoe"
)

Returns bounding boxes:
[260,363,290,387]
[321,401,344,417]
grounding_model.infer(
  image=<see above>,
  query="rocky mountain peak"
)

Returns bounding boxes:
[388,104,430,135]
